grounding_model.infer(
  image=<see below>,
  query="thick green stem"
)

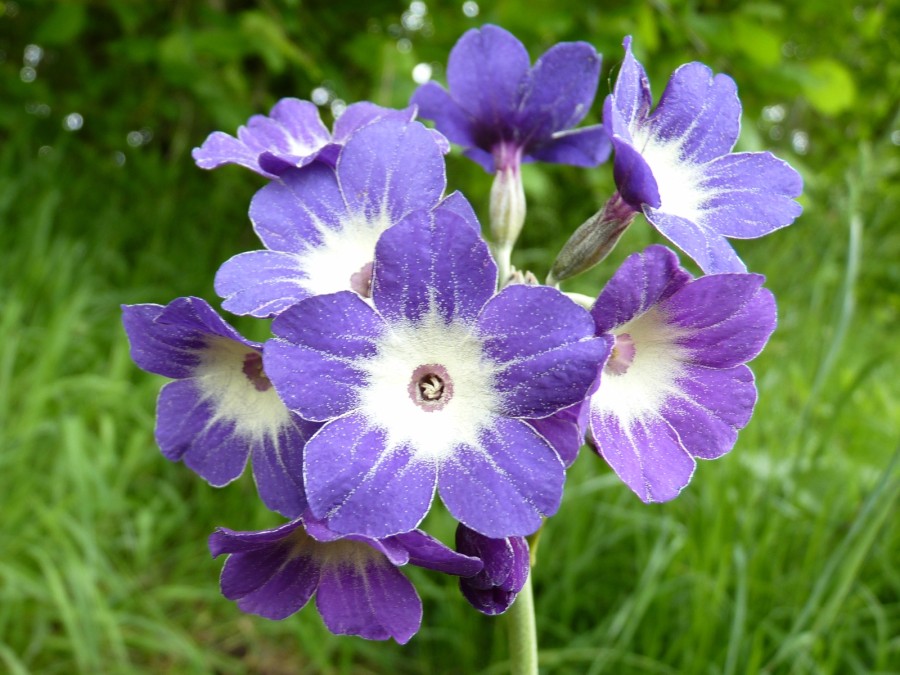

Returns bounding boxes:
[506,570,538,675]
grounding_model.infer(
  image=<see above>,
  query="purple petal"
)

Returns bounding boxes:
[643,206,748,274]
[662,274,776,367]
[517,42,601,143]
[391,530,484,577]
[663,365,757,460]
[410,82,478,148]
[122,297,254,379]
[155,380,250,486]
[316,558,422,643]
[611,36,654,130]
[372,209,496,324]
[455,525,515,589]
[249,163,344,253]
[463,146,497,173]
[332,102,415,144]
[215,250,309,318]
[527,401,589,467]
[304,413,437,537]
[336,117,446,224]
[446,25,530,137]
[648,63,740,164]
[604,96,661,210]
[478,285,607,418]
[192,131,273,177]
[210,519,305,556]
[433,190,481,231]
[591,245,692,334]
[250,416,315,518]
[266,292,382,420]
[269,98,331,151]
[589,410,695,503]
[527,125,611,168]
[696,152,804,238]
[438,418,564,537]
[456,525,529,615]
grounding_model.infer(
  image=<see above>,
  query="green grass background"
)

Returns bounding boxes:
[1,1,898,673]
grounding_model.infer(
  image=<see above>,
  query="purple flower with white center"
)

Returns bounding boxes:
[121,297,317,518]
[264,210,609,539]
[192,99,447,179]
[214,116,477,318]
[455,524,529,615]
[411,24,610,174]
[587,245,776,502]
[603,37,803,274]
[209,513,482,643]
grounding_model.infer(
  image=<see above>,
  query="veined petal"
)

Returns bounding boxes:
[372,210,496,324]
[250,416,316,518]
[331,102,415,144]
[410,82,479,148]
[446,25,530,133]
[611,36,654,131]
[304,413,437,538]
[438,418,564,537]
[316,557,422,644]
[517,41,601,143]
[215,250,309,318]
[695,152,803,239]
[433,190,481,231]
[663,365,757,460]
[591,245,692,334]
[392,530,484,577]
[527,125,611,168]
[589,409,695,503]
[250,162,344,253]
[336,117,446,224]
[647,63,740,164]
[643,206,748,273]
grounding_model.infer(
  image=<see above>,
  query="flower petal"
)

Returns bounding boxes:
[438,417,564,537]
[643,206,748,274]
[590,245,692,334]
[249,162,344,253]
[336,117,446,224]
[517,41,601,143]
[250,417,315,518]
[266,292,382,420]
[316,557,422,643]
[696,152,804,238]
[527,125,611,168]
[611,36,654,132]
[391,530,484,577]
[215,250,309,318]
[664,365,757,460]
[647,63,740,164]
[589,409,695,503]
[478,285,606,418]
[446,25,530,136]
[304,413,437,537]
[372,209,496,324]
[410,82,479,148]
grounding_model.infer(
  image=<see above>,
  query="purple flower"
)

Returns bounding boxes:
[411,24,610,174]
[264,210,609,539]
[603,37,803,274]
[192,99,446,179]
[209,513,482,643]
[587,245,776,502]
[455,524,529,615]
[214,116,476,318]
[121,297,316,518]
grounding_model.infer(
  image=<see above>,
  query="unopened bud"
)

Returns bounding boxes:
[548,192,638,284]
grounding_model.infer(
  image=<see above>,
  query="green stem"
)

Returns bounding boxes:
[506,570,538,675]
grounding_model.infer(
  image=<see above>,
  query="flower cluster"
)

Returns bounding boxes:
[124,24,799,642]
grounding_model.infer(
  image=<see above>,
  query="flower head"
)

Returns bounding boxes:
[214,116,476,318]
[121,297,316,517]
[192,99,447,179]
[411,24,610,174]
[455,524,529,615]
[209,513,482,643]
[588,245,776,502]
[603,37,803,274]
[264,210,608,539]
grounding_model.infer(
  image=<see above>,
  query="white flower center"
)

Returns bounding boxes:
[194,337,291,441]
[296,212,391,298]
[357,305,501,462]
[630,125,708,223]
[591,307,691,426]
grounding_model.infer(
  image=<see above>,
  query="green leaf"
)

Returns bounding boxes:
[35,3,87,45]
